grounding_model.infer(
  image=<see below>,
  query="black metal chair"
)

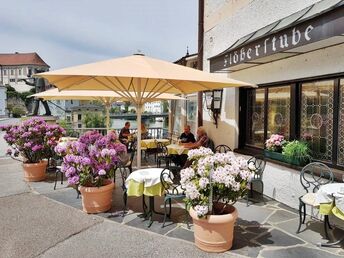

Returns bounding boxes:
[160,166,189,228]
[118,165,131,216]
[124,147,136,174]
[246,155,266,206]
[156,142,172,168]
[215,144,232,153]
[296,162,334,238]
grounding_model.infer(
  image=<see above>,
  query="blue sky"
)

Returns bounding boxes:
[1,0,198,69]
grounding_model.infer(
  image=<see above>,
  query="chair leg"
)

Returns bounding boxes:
[122,191,128,217]
[324,215,330,239]
[168,198,172,218]
[296,200,303,233]
[302,204,306,224]
[259,180,265,204]
[162,198,169,228]
[54,170,59,190]
[60,170,63,185]
[185,202,190,229]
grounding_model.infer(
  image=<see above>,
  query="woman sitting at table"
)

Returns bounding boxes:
[141,123,149,139]
[182,126,214,150]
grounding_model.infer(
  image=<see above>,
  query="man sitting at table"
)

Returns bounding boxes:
[182,127,214,151]
[179,125,196,143]
[119,121,132,146]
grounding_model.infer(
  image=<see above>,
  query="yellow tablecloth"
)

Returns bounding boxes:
[166,144,189,155]
[126,180,164,197]
[141,139,170,149]
[320,202,344,221]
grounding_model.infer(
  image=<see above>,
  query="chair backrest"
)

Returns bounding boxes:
[205,138,215,152]
[160,166,183,194]
[215,144,232,153]
[157,142,168,157]
[118,165,131,191]
[247,155,266,179]
[300,162,333,193]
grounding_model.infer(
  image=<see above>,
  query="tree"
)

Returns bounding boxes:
[83,112,105,128]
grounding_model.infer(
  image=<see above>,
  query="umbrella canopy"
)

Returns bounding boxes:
[30,88,184,131]
[37,54,253,167]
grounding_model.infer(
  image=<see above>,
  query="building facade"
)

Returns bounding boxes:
[144,101,162,114]
[203,0,344,209]
[0,52,50,93]
[0,84,6,117]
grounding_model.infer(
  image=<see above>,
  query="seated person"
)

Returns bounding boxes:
[141,123,149,139]
[182,126,213,150]
[119,121,132,145]
[179,125,196,143]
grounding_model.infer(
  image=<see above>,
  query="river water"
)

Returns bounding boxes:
[111,118,168,129]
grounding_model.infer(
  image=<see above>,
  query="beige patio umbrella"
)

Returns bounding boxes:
[30,88,184,132]
[36,54,253,167]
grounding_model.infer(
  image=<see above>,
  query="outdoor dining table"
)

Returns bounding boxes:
[315,182,344,247]
[125,168,172,227]
[141,139,170,149]
[166,144,189,155]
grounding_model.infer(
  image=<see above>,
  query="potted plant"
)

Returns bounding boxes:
[0,117,65,181]
[282,140,311,166]
[264,134,287,162]
[180,147,252,253]
[55,130,127,213]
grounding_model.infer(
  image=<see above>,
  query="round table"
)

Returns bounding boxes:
[166,144,189,155]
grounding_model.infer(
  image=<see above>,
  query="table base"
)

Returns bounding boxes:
[142,195,164,227]
[318,237,344,248]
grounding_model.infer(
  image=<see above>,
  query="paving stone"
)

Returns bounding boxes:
[245,225,271,235]
[260,246,342,258]
[267,210,298,224]
[230,234,263,258]
[44,188,83,210]
[126,215,178,235]
[276,202,298,214]
[166,227,194,242]
[255,229,305,246]
[235,201,274,225]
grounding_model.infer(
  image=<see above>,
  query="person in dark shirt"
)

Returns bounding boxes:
[119,121,132,145]
[179,125,196,143]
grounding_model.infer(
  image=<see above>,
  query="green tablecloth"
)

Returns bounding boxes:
[126,179,164,197]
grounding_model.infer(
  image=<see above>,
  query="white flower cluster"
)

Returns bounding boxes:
[194,205,209,217]
[188,147,213,160]
[185,182,200,200]
[180,167,195,186]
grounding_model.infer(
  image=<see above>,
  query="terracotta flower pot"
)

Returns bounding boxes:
[189,204,238,253]
[22,161,47,182]
[79,180,115,214]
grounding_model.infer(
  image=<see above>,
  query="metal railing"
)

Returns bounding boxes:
[69,127,172,139]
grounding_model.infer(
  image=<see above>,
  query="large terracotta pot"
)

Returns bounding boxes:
[189,204,238,253]
[79,180,115,214]
[22,161,47,182]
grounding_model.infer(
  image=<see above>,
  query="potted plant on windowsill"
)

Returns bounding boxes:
[264,134,287,162]
[180,147,253,253]
[55,131,127,213]
[1,117,65,181]
[282,140,311,166]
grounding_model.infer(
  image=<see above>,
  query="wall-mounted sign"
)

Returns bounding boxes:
[210,6,344,72]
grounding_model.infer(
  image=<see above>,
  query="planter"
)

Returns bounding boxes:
[79,180,115,214]
[189,204,238,253]
[264,150,285,162]
[22,161,47,182]
[283,156,309,166]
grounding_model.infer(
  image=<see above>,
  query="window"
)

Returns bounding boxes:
[246,88,265,148]
[10,69,14,76]
[3,69,7,76]
[186,95,197,133]
[9,79,15,82]
[300,80,334,161]
[78,114,82,121]
[18,68,22,76]
[241,76,344,168]
[267,86,291,139]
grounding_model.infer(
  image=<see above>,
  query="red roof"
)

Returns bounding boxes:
[0,52,49,67]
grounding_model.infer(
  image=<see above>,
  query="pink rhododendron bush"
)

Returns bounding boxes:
[181,147,253,218]
[55,130,127,187]
[0,117,65,163]
[265,134,287,152]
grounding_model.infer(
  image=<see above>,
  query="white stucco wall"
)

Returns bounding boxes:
[0,86,7,117]
[203,0,344,210]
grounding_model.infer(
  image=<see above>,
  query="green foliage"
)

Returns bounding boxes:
[12,106,26,118]
[162,100,169,113]
[124,101,131,113]
[83,112,105,128]
[282,140,312,162]
[110,106,121,113]
[57,119,73,136]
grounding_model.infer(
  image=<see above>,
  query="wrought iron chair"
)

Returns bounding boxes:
[124,147,136,174]
[296,162,334,238]
[215,144,232,153]
[160,166,189,228]
[118,165,131,216]
[156,142,172,168]
[246,155,266,206]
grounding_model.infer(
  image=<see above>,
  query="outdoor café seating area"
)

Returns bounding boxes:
[17,128,339,256]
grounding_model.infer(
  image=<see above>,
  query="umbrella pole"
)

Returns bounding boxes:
[105,103,110,133]
[136,104,142,168]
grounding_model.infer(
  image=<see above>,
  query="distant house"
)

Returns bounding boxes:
[144,101,162,114]
[0,52,49,93]
[70,103,104,128]
[0,84,6,117]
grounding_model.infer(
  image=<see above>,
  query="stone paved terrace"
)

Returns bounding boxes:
[1,156,343,258]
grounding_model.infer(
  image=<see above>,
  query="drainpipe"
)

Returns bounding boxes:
[197,0,204,127]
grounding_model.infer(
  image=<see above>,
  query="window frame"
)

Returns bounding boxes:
[239,72,344,170]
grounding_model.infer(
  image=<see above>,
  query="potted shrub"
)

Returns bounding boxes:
[180,147,253,253]
[282,140,311,166]
[264,134,287,162]
[0,117,65,181]
[55,131,127,213]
